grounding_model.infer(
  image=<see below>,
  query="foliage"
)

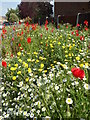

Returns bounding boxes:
[24,17,32,24]
[1,21,90,119]
[6,8,20,21]
[9,13,19,23]
[18,2,53,21]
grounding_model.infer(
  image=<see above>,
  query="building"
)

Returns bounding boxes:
[54,2,90,25]
[0,16,7,24]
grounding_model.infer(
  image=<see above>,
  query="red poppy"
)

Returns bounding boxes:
[27,37,31,43]
[71,31,74,35]
[41,34,42,38]
[80,36,84,41]
[75,30,78,33]
[84,20,88,26]
[18,43,21,47]
[71,67,85,80]
[46,27,48,31]
[20,47,23,51]
[12,37,14,41]
[2,61,7,68]
[76,33,79,36]
[45,20,48,28]
[21,31,23,35]
[2,29,7,34]
[85,27,88,31]
[19,21,21,25]
[46,43,48,46]
[77,24,80,27]
[11,54,13,57]
[13,26,15,31]
[66,25,68,28]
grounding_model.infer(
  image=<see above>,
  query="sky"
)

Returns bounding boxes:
[0,0,54,16]
[0,0,21,16]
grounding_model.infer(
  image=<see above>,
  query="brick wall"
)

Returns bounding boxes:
[54,2,90,25]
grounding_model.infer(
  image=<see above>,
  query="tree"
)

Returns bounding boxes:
[18,2,38,19]
[9,13,19,23]
[37,2,53,19]
[6,8,20,21]
[18,2,53,21]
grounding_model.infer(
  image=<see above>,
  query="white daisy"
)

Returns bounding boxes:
[66,98,73,104]
[84,83,90,90]
[55,85,59,90]
[42,107,46,112]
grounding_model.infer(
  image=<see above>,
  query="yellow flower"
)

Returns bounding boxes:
[85,63,88,68]
[79,64,84,68]
[52,49,54,52]
[73,40,75,43]
[65,55,68,58]
[36,60,39,63]
[12,76,16,80]
[28,68,32,73]
[40,63,44,68]
[17,52,21,56]
[25,77,29,82]
[58,42,61,45]
[14,64,18,67]
[69,45,72,50]
[76,56,80,61]
[18,59,22,63]
[43,57,46,60]
[69,54,71,57]
[27,59,31,62]
[32,59,35,62]
[27,52,30,55]
[60,35,62,38]
[54,61,57,63]
[25,63,28,68]
[73,44,75,47]
[62,46,65,49]
[17,71,21,74]
[51,64,53,66]
[65,51,68,53]
[53,40,56,43]
[50,44,53,48]
[72,53,74,56]
[39,57,43,60]
[34,52,38,55]
[43,70,47,73]
[38,69,43,72]
[10,67,17,71]
[8,64,11,67]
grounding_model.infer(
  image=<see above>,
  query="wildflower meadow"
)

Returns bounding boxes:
[1,20,90,119]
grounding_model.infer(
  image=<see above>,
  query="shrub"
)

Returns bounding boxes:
[9,13,19,23]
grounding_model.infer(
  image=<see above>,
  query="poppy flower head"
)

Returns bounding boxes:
[27,37,31,43]
[84,20,88,26]
[80,36,84,41]
[77,24,80,27]
[2,61,7,68]
[19,21,21,25]
[71,67,85,80]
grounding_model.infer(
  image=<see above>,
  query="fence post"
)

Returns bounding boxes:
[76,13,81,25]
[57,15,61,29]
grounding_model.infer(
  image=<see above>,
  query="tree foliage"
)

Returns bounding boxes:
[18,2,53,20]
[9,13,19,23]
[6,8,20,21]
